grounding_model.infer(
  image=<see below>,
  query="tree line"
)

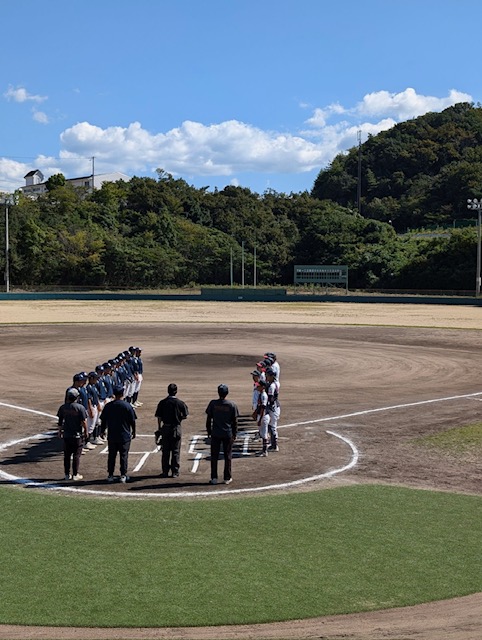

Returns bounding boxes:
[2,103,482,292]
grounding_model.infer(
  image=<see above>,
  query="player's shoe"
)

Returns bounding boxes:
[224,478,233,485]
[120,475,130,483]
[64,474,72,480]
[107,475,114,483]
[72,474,83,481]
[209,478,218,485]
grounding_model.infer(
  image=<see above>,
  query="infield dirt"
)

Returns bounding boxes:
[0,300,480,640]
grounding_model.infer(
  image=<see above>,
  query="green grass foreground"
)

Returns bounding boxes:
[0,484,480,628]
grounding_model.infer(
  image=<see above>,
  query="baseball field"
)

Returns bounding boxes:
[0,299,481,640]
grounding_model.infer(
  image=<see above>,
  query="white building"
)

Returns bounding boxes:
[21,169,130,197]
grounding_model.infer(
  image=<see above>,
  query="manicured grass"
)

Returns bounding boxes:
[414,422,482,457]
[0,484,481,628]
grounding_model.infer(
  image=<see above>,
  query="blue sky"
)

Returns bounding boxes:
[0,0,479,195]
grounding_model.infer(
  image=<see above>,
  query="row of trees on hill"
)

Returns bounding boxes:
[312,102,482,232]
[1,103,482,292]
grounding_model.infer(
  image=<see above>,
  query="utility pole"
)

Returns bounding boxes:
[357,129,362,215]
[241,241,245,288]
[1,194,16,293]
[253,243,257,287]
[467,199,482,296]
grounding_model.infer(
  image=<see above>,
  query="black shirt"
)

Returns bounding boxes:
[155,396,189,426]
[100,399,137,442]
[205,398,239,438]
[57,401,87,438]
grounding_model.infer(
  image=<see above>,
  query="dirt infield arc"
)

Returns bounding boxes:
[0,304,481,639]
[1,321,481,495]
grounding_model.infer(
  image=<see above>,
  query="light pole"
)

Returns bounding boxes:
[467,198,482,297]
[0,194,16,293]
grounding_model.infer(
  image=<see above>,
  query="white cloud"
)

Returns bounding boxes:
[305,103,346,129]
[32,109,49,124]
[0,87,473,192]
[60,119,326,176]
[351,87,472,120]
[4,85,47,103]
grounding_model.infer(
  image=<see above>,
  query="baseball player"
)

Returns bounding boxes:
[255,381,270,456]
[264,352,280,380]
[102,361,115,401]
[86,371,101,445]
[265,368,280,451]
[130,346,143,407]
[250,370,262,416]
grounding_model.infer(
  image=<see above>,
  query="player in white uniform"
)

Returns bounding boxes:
[265,368,280,451]
[251,370,262,417]
[255,381,270,456]
[265,352,280,380]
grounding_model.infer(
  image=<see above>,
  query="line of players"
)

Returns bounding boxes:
[65,346,143,455]
[249,351,281,456]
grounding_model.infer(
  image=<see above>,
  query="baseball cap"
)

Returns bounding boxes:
[73,373,86,382]
[66,387,80,400]
[250,370,261,376]
[88,371,98,379]
[218,384,229,395]
[113,385,124,396]
[95,364,104,372]
[266,368,277,377]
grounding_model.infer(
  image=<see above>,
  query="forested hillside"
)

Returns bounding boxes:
[312,102,482,232]
[2,104,482,292]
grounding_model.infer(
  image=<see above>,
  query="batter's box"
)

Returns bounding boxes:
[188,430,261,473]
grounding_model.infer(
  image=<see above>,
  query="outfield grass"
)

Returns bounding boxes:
[0,484,481,628]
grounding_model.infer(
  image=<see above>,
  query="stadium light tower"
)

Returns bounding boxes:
[467,198,482,296]
[0,194,16,293]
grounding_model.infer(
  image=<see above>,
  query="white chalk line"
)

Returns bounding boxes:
[280,391,482,428]
[0,391,480,497]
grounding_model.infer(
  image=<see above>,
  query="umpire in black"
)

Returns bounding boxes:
[154,383,189,478]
